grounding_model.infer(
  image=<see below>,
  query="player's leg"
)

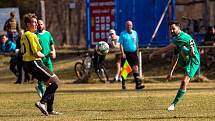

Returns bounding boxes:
[47,94,54,112]
[36,77,45,98]
[40,74,61,104]
[36,80,44,98]
[41,60,61,104]
[46,94,62,115]
[35,59,47,97]
[45,59,61,115]
[168,75,190,111]
[168,60,200,111]
[36,57,54,97]
[24,60,60,116]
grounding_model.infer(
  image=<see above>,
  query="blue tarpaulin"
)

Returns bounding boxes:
[115,0,170,47]
[86,0,176,48]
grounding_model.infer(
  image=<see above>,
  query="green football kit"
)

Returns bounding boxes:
[172,31,200,79]
[36,30,55,95]
[171,31,200,107]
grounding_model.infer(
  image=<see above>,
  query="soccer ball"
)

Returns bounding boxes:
[95,41,109,55]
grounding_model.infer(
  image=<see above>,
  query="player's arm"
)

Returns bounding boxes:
[190,40,195,56]
[149,43,177,59]
[167,54,178,81]
[49,33,56,59]
[35,51,45,58]
[50,44,56,59]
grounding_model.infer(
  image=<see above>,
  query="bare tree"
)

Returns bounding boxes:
[203,0,210,27]
[44,0,86,48]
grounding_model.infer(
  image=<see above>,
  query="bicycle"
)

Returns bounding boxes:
[74,52,109,83]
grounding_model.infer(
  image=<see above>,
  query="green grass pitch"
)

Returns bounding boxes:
[0,82,215,121]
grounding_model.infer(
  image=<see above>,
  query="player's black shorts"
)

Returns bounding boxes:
[23,60,54,82]
[121,51,139,67]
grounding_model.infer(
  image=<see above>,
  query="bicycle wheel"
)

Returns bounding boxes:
[96,66,109,83]
[74,62,87,80]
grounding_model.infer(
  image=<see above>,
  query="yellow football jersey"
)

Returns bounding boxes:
[20,31,42,61]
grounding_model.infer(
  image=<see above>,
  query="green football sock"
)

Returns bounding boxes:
[172,89,186,106]
[37,81,45,95]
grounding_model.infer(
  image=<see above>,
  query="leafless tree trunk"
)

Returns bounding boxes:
[56,0,69,45]
[203,0,210,27]
[42,0,86,48]
[76,0,82,45]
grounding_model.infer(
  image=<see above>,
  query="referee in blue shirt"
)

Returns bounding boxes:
[119,21,144,89]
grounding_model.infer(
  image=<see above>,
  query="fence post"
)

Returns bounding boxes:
[139,51,142,78]
[197,48,201,81]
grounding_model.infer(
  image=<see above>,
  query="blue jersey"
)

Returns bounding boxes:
[119,30,139,52]
[0,40,16,52]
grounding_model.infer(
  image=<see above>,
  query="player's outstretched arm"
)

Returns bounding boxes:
[149,43,176,60]
[167,55,178,81]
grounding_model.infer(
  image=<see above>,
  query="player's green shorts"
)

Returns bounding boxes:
[183,56,200,79]
[41,55,54,71]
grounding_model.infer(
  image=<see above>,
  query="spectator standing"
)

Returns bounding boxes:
[149,21,200,111]
[201,26,215,68]
[20,13,61,116]
[3,12,19,42]
[119,20,144,89]
[203,26,215,46]
[14,29,30,84]
[35,20,56,100]
[108,29,122,82]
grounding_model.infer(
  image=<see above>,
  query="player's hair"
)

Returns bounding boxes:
[168,20,181,27]
[23,13,37,27]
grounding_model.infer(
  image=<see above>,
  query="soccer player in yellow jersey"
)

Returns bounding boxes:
[20,13,62,116]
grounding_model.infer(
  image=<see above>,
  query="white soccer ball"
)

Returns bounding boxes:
[95,41,109,55]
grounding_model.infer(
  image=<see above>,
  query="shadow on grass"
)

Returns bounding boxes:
[1,87,215,94]
[92,115,215,120]
[57,87,215,93]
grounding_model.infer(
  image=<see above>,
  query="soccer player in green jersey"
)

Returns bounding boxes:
[35,20,56,98]
[149,21,200,111]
